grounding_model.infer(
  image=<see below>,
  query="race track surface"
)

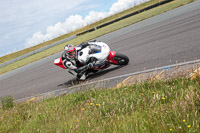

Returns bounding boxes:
[1,0,200,100]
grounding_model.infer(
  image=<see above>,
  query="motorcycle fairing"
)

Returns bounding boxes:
[107,51,118,64]
[54,57,66,69]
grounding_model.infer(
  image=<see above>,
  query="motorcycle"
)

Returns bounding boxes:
[54,41,129,80]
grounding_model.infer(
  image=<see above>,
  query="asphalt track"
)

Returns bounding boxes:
[1,0,200,100]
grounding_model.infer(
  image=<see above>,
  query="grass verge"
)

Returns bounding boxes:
[0,77,200,132]
[0,0,195,74]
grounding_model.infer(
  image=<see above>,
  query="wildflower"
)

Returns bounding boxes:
[152,92,156,94]
[141,93,144,96]
[183,119,186,122]
[86,103,90,105]
[70,126,72,129]
[170,128,173,131]
[74,120,79,123]
[81,108,85,111]
[90,103,93,105]
[162,97,166,100]
[187,125,191,128]
[96,104,100,107]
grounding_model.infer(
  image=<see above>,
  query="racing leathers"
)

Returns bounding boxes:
[62,40,110,80]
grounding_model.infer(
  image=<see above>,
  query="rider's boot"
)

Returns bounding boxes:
[77,72,87,81]
[79,74,86,80]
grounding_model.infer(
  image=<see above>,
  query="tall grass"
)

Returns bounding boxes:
[0,96,14,110]
[0,78,199,132]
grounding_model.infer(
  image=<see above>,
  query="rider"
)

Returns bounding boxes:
[61,40,105,80]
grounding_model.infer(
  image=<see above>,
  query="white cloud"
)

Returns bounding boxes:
[84,11,108,24]
[25,0,149,48]
[109,0,136,14]
[0,0,98,56]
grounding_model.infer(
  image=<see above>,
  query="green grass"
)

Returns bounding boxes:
[0,96,14,110]
[0,0,195,74]
[0,77,200,132]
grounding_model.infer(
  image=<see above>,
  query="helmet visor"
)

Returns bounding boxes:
[68,50,76,58]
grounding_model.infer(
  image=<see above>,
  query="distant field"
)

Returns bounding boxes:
[0,77,199,132]
[0,0,166,64]
[0,0,195,74]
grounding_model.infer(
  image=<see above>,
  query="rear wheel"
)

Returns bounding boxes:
[113,53,129,65]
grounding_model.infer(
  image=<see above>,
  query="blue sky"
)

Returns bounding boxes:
[0,0,148,57]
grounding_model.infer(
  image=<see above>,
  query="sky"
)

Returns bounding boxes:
[0,0,148,57]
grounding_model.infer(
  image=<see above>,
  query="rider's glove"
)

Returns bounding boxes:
[87,63,94,69]
[87,57,97,69]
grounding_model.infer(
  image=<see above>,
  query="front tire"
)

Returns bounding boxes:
[113,53,129,65]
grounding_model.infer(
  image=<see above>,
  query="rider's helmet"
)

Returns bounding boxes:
[64,44,76,59]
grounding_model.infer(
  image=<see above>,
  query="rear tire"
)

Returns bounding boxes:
[113,53,129,65]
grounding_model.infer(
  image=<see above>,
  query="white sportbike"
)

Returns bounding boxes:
[54,41,129,80]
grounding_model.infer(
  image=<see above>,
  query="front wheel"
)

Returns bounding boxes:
[113,53,129,65]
